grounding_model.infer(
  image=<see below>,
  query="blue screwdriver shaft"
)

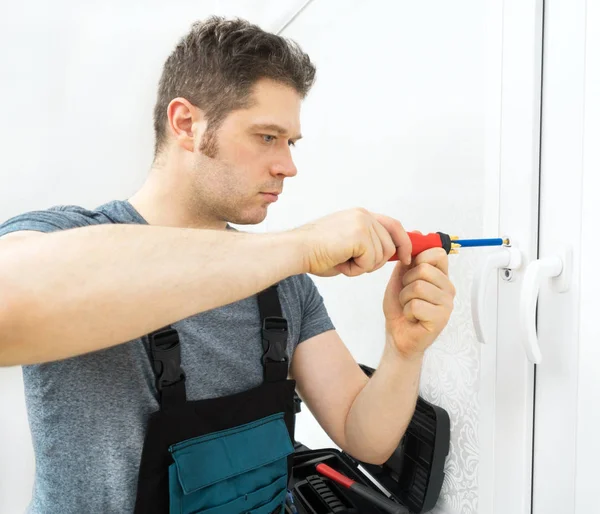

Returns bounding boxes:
[453,238,506,248]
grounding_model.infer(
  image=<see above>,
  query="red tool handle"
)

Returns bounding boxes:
[388,232,445,261]
[315,463,405,514]
[315,463,355,488]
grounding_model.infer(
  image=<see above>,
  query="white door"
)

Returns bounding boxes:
[279,1,542,513]
[482,1,544,513]
[532,0,600,512]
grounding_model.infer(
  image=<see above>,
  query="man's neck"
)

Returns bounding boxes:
[128,171,227,231]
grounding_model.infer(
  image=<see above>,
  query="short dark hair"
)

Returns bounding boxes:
[152,16,316,156]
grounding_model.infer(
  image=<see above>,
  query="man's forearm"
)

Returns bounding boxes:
[343,337,423,464]
[0,224,305,366]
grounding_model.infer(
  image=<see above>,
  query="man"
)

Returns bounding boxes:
[0,17,455,513]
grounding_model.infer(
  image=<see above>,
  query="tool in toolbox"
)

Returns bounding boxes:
[316,463,405,514]
[286,489,300,513]
[388,231,510,260]
[289,364,450,513]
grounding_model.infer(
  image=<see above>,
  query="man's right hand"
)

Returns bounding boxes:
[291,208,413,278]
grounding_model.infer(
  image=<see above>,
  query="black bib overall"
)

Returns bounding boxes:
[134,285,296,514]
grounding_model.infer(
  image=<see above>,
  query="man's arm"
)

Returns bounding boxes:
[0,208,412,367]
[291,248,454,465]
[291,331,421,465]
[0,225,305,366]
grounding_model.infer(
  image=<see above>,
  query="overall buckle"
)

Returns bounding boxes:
[261,316,289,366]
[150,328,186,391]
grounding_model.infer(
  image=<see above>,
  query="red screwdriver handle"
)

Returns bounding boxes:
[315,463,355,488]
[316,463,405,514]
[389,232,451,261]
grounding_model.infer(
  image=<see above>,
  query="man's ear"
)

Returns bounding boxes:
[166,97,207,153]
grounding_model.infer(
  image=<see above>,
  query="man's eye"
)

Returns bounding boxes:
[262,135,276,143]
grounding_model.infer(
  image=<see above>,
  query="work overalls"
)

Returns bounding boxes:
[134,285,296,514]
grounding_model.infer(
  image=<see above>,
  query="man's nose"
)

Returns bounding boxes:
[270,147,298,178]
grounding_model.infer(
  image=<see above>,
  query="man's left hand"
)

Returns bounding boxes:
[383,246,456,359]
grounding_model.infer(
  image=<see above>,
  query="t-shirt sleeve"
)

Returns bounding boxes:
[0,205,98,237]
[297,274,336,344]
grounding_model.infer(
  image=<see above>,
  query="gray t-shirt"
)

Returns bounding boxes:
[0,200,335,514]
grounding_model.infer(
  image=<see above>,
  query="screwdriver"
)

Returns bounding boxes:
[316,463,406,514]
[388,231,510,261]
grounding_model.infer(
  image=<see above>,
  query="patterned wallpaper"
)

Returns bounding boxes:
[421,249,483,514]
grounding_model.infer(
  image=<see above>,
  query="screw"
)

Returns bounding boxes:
[502,268,513,281]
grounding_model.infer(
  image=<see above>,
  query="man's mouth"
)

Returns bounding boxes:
[261,192,280,203]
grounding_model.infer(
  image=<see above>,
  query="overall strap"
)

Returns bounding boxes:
[148,285,288,408]
[257,285,290,383]
[148,326,186,409]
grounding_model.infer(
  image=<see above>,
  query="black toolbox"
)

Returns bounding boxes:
[287,364,450,514]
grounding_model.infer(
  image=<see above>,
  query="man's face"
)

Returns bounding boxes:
[190,78,302,225]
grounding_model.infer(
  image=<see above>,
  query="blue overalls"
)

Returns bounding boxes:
[134,285,296,514]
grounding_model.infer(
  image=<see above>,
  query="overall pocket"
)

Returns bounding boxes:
[168,412,293,514]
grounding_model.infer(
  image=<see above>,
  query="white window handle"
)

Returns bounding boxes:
[519,245,572,364]
[471,246,522,344]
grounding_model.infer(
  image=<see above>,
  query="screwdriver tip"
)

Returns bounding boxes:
[450,235,460,241]
[449,249,459,255]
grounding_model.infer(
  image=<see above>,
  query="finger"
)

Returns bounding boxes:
[352,216,392,273]
[412,247,449,275]
[371,220,396,270]
[402,263,456,296]
[398,279,451,308]
[336,259,367,278]
[369,223,386,269]
[403,298,439,325]
[351,225,379,273]
[371,213,412,266]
